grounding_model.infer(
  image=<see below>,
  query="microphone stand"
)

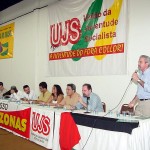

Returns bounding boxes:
[103,79,133,117]
[84,97,90,113]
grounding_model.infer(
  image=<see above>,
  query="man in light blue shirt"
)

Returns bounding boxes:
[129,55,150,116]
[76,84,103,112]
[136,68,150,99]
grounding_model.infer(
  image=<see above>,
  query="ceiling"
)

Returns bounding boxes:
[0,0,23,12]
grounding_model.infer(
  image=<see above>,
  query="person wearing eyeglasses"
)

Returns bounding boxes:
[129,55,150,117]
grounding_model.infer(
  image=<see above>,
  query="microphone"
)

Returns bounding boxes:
[131,69,138,81]
[135,69,138,73]
[104,72,135,117]
[87,97,90,109]
[84,97,90,113]
[87,97,90,102]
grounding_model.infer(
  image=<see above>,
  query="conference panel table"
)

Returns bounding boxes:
[54,110,150,150]
[0,99,150,150]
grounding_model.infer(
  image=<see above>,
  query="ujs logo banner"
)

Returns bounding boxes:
[48,0,127,76]
[30,108,54,149]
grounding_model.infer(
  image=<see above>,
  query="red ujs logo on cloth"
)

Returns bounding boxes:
[32,112,50,136]
[0,108,31,138]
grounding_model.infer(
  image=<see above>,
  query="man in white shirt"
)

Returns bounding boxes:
[22,85,37,101]
[10,86,23,101]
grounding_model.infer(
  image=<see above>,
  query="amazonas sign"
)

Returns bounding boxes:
[0,108,31,138]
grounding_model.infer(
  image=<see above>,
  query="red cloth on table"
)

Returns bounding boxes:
[59,112,81,150]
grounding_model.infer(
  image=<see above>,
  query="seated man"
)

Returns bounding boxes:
[37,82,51,103]
[22,85,37,102]
[59,84,80,109]
[76,83,104,112]
[10,86,24,101]
[0,82,7,98]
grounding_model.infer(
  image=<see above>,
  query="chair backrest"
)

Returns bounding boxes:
[102,102,106,112]
[120,104,134,114]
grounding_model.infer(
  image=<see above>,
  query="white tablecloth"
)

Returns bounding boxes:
[0,99,150,150]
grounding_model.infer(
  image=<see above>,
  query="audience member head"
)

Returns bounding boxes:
[66,84,76,96]
[23,85,30,94]
[10,86,18,94]
[52,84,64,96]
[0,82,4,91]
[39,82,47,93]
[82,83,92,97]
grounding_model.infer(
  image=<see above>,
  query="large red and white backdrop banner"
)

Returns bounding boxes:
[47,0,127,76]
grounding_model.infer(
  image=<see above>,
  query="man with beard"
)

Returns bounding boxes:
[22,85,37,102]
[76,83,103,112]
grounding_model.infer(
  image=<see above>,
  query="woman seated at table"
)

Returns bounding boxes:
[47,84,64,105]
